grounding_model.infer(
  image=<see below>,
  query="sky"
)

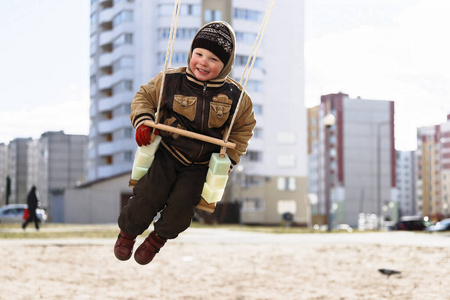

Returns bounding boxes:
[0,0,449,151]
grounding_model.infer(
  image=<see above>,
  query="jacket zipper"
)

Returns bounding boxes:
[193,82,208,163]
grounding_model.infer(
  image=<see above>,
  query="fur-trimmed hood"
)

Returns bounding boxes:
[187,21,236,81]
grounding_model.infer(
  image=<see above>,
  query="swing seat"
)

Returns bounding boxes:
[128,147,230,213]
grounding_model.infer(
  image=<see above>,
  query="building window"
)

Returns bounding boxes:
[241,198,264,212]
[247,151,262,162]
[234,8,262,22]
[235,55,262,68]
[158,4,200,16]
[158,28,197,40]
[158,52,188,66]
[113,33,133,49]
[90,12,98,26]
[277,154,296,167]
[253,104,263,115]
[235,31,258,44]
[123,128,132,138]
[181,4,201,16]
[244,175,264,187]
[113,56,134,71]
[90,75,96,87]
[277,177,297,191]
[122,104,131,114]
[204,9,222,22]
[288,177,297,191]
[113,10,133,27]
[253,127,262,138]
[277,200,297,214]
[245,80,263,92]
[112,80,133,95]
[124,151,133,162]
[277,177,286,190]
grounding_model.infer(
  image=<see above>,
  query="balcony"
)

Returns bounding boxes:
[99,30,113,47]
[111,68,134,85]
[98,141,115,156]
[98,138,135,156]
[111,45,133,62]
[98,90,134,112]
[99,7,113,25]
[97,117,129,134]
[98,74,114,90]
[99,52,113,68]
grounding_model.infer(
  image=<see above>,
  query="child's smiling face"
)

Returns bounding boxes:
[189,48,225,81]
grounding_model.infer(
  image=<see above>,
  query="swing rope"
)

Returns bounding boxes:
[154,0,181,129]
[239,0,275,86]
[167,0,181,68]
[222,0,275,152]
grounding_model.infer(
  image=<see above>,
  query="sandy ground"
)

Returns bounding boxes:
[0,226,449,300]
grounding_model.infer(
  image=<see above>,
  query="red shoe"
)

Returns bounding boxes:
[114,230,136,261]
[134,231,167,265]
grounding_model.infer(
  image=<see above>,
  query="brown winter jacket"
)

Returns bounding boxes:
[130,22,256,166]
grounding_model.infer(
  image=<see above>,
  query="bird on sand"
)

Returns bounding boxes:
[378,268,401,278]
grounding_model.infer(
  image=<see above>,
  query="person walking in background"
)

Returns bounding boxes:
[22,186,40,230]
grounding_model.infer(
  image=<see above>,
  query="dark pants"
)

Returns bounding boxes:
[23,209,39,230]
[118,146,208,239]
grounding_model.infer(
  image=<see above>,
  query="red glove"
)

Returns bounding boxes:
[135,125,160,146]
[135,125,150,146]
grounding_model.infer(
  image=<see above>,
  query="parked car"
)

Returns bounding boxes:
[335,224,353,232]
[426,218,450,232]
[393,216,428,231]
[0,204,47,224]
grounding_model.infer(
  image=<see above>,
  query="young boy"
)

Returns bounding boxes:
[114,21,256,265]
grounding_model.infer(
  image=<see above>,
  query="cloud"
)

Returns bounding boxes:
[0,97,89,144]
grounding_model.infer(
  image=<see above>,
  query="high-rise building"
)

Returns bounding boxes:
[0,143,9,206]
[4,132,87,214]
[308,93,396,228]
[7,138,31,205]
[89,0,307,225]
[416,115,450,220]
[396,151,416,217]
[29,131,88,210]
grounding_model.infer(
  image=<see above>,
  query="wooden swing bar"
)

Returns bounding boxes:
[144,120,236,149]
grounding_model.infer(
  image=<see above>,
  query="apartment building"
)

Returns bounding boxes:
[1,132,87,221]
[0,143,9,206]
[308,93,396,228]
[396,151,416,217]
[7,138,31,205]
[416,115,450,220]
[89,0,307,225]
[30,132,88,210]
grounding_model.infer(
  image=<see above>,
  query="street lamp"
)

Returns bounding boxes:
[324,113,336,232]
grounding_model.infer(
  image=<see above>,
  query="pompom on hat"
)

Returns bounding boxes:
[192,22,233,65]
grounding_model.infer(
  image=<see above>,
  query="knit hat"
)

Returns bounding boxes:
[192,22,233,65]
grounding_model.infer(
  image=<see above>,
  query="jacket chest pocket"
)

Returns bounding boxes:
[173,95,197,121]
[209,102,231,128]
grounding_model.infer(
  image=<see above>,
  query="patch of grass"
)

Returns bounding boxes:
[0,223,120,239]
[0,222,360,239]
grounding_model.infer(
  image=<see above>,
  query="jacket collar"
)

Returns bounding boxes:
[186,68,226,90]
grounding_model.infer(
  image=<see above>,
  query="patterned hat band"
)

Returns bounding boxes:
[192,23,233,65]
